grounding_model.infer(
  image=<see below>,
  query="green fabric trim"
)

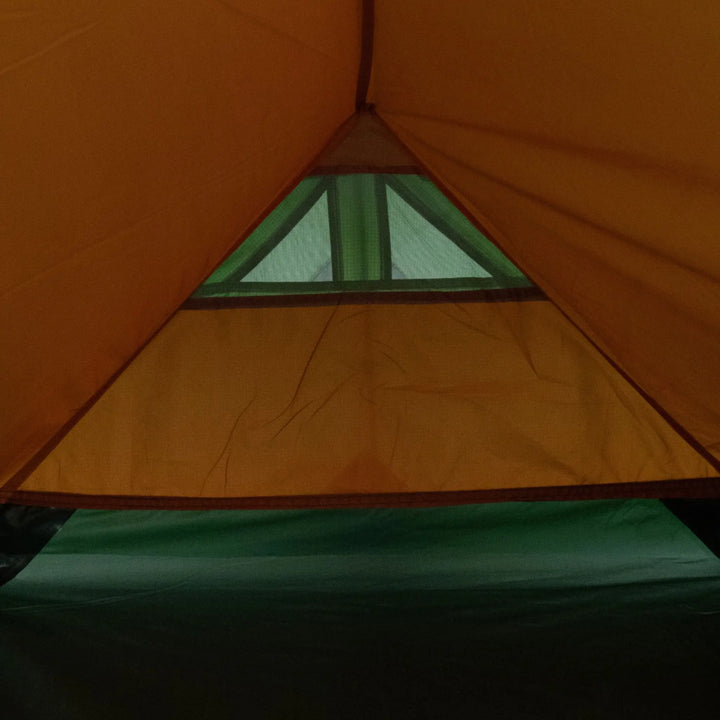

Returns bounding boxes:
[374,174,393,280]
[326,175,345,280]
[193,276,531,298]
[334,175,384,281]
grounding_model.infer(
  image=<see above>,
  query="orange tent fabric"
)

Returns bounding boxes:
[2,2,719,504]
[372,1,720,461]
[1,0,360,486]
[16,299,715,506]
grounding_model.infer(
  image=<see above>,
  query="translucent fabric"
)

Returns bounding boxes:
[14,299,715,505]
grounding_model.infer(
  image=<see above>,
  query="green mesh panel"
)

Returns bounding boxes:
[194,175,533,298]
[243,192,332,282]
[387,185,491,280]
[386,175,525,282]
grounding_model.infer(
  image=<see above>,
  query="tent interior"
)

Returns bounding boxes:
[2,2,720,717]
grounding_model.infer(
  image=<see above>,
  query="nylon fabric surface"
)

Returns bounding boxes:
[4,0,720,505]
[371,0,720,461]
[0,0,361,488]
[2,500,720,718]
[14,301,716,503]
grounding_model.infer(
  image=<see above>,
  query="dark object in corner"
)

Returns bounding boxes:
[663,499,720,559]
[0,504,74,587]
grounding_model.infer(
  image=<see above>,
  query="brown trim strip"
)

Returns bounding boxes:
[309,164,421,176]
[4,477,720,511]
[2,113,360,497]
[183,286,546,310]
[355,0,375,111]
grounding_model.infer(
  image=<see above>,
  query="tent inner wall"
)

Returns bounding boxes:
[17,297,715,505]
[371,0,720,463]
[0,0,362,489]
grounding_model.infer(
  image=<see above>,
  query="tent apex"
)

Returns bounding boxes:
[311,110,421,175]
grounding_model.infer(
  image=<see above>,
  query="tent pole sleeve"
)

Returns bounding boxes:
[356,0,375,110]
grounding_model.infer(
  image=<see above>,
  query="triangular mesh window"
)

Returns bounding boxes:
[387,186,490,280]
[242,192,331,283]
[194,175,533,298]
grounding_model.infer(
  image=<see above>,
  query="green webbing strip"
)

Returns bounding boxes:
[326,177,344,280]
[192,276,529,298]
[198,177,327,288]
[334,175,384,281]
[374,175,392,280]
[385,175,528,283]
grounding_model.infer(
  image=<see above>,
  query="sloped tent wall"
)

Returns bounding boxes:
[371,0,720,463]
[3,2,720,499]
[15,298,715,505]
[0,0,362,490]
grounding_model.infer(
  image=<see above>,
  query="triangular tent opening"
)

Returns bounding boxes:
[194,173,532,298]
